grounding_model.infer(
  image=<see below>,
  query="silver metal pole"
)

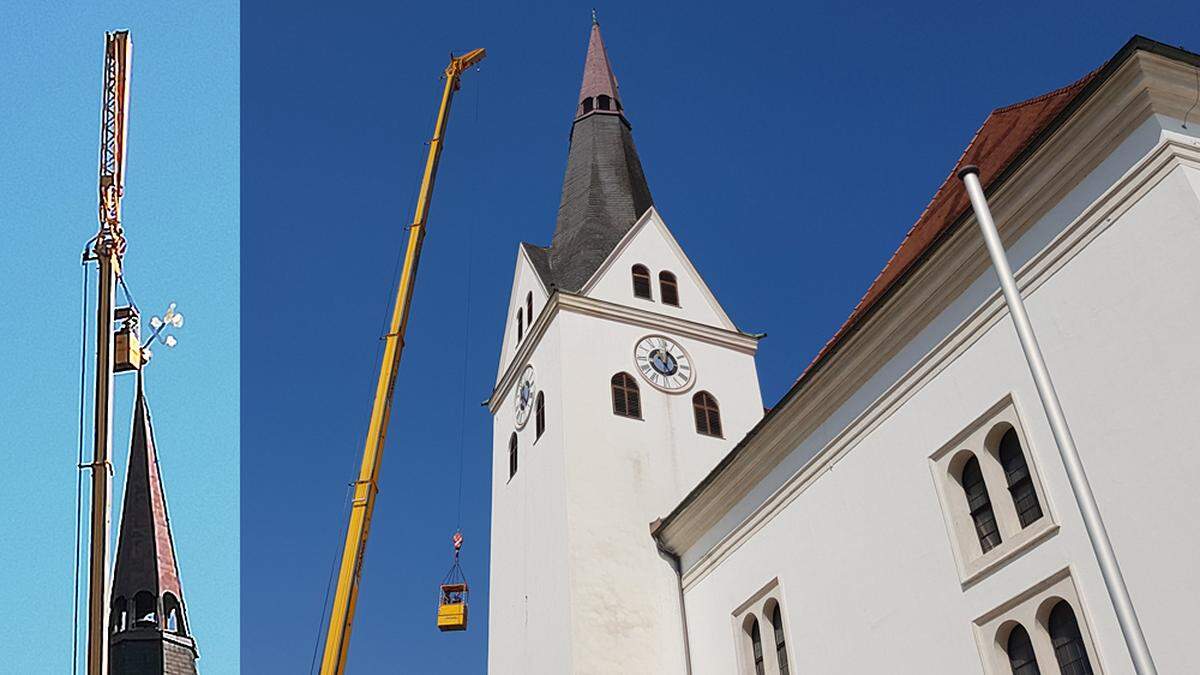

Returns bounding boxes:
[958,165,1156,674]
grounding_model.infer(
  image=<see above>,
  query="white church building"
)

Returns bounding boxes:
[486,23,1200,675]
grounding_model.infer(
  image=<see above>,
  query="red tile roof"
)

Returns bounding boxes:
[800,69,1100,380]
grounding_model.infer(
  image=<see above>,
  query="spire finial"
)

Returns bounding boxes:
[592,8,599,25]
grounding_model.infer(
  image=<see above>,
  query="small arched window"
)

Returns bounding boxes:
[582,97,594,113]
[1006,624,1041,675]
[526,292,534,325]
[770,604,789,675]
[692,391,722,437]
[516,309,524,343]
[508,433,518,479]
[163,593,185,635]
[748,616,766,675]
[999,428,1043,528]
[1049,601,1093,674]
[659,271,679,306]
[597,94,611,111]
[631,264,652,299]
[110,596,127,634]
[961,456,1002,553]
[133,590,157,628]
[611,373,642,419]
[535,391,546,439]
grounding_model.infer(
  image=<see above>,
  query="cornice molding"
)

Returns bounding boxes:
[658,130,1200,588]
[488,292,760,412]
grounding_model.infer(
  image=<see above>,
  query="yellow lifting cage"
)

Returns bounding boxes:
[437,531,468,632]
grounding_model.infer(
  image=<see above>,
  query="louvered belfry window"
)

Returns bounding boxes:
[659,271,679,306]
[771,605,789,675]
[611,373,642,419]
[632,264,652,299]
[1049,601,1094,675]
[999,428,1043,528]
[961,456,1002,553]
[692,391,722,437]
[1006,624,1042,675]
[535,391,545,439]
[749,617,766,675]
[526,291,534,325]
[516,309,524,343]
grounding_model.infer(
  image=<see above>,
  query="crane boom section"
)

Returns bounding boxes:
[319,48,486,675]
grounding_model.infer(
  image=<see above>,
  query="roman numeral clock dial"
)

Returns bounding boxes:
[513,365,535,429]
[634,335,694,392]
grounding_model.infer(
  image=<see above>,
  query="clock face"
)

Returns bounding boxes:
[513,365,535,428]
[634,335,694,392]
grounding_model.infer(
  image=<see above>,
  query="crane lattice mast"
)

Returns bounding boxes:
[84,29,132,675]
[319,47,485,675]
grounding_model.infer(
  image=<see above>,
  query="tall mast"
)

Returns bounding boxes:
[319,47,485,675]
[86,29,132,675]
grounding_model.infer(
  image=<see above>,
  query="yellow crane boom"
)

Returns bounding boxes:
[320,47,486,675]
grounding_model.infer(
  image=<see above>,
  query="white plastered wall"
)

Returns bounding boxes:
[679,119,1200,674]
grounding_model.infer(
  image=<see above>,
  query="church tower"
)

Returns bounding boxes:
[487,18,763,674]
[108,376,199,674]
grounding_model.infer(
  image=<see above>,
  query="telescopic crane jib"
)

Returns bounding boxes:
[318,47,486,675]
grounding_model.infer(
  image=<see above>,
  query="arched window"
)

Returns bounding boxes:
[535,391,546,439]
[611,373,642,419]
[162,593,185,635]
[631,264,652,299]
[769,604,789,675]
[582,97,594,113]
[748,616,766,675]
[133,590,157,628]
[597,94,611,111]
[516,309,524,343]
[508,433,518,479]
[659,271,679,306]
[526,292,534,325]
[1006,624,1041,675]
[999,428,1043,528]
[961,456,1002,553]
[1049,601,1093,674]
[692,391,722,437]
[110,596,127,634]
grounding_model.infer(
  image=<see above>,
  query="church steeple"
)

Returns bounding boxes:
[109,375,198,674]
[542,18,654,292]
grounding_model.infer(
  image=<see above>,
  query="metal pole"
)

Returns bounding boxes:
[958,166,1156,674]
[86,249,116,675]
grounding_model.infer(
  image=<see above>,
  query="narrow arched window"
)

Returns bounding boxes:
[597,94,611,111]
[526,292,534,325]
[535,391,545,439]
[1049,601,1093,674]
[133,590,157,628]
[632,264,652,299]
[110,596,127,634]
[748,617,766,675]
[508,432,518,479]
[611,373,642,419]
[1006,624,1041,675]
[999,428,1043,528]
[516,308,524,343]
[582,97,594,113]
[692,391,722,437]
[770,605,789,675]
[162,593,185,635]
[961,456,1002,553]
[659,271,679,306]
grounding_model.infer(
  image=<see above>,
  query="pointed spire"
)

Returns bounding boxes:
[575,18,624,119]
[542,19,654,292]
[110,374,198,670]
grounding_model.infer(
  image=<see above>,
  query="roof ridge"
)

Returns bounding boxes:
[992,68,1098,113]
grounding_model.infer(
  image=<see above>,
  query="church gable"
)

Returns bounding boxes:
[581,207,737,331]
[495,244,551,381]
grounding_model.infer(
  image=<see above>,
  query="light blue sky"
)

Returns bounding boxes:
[0,4,238,673]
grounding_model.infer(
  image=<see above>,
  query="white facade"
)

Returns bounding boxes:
[489,42,1200,675]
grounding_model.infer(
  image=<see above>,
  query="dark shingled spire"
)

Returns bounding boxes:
[539,19,654,292]
[110,375,198,674]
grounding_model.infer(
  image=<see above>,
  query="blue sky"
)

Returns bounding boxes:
[0,3,239,673]
[238,2,1200,674]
